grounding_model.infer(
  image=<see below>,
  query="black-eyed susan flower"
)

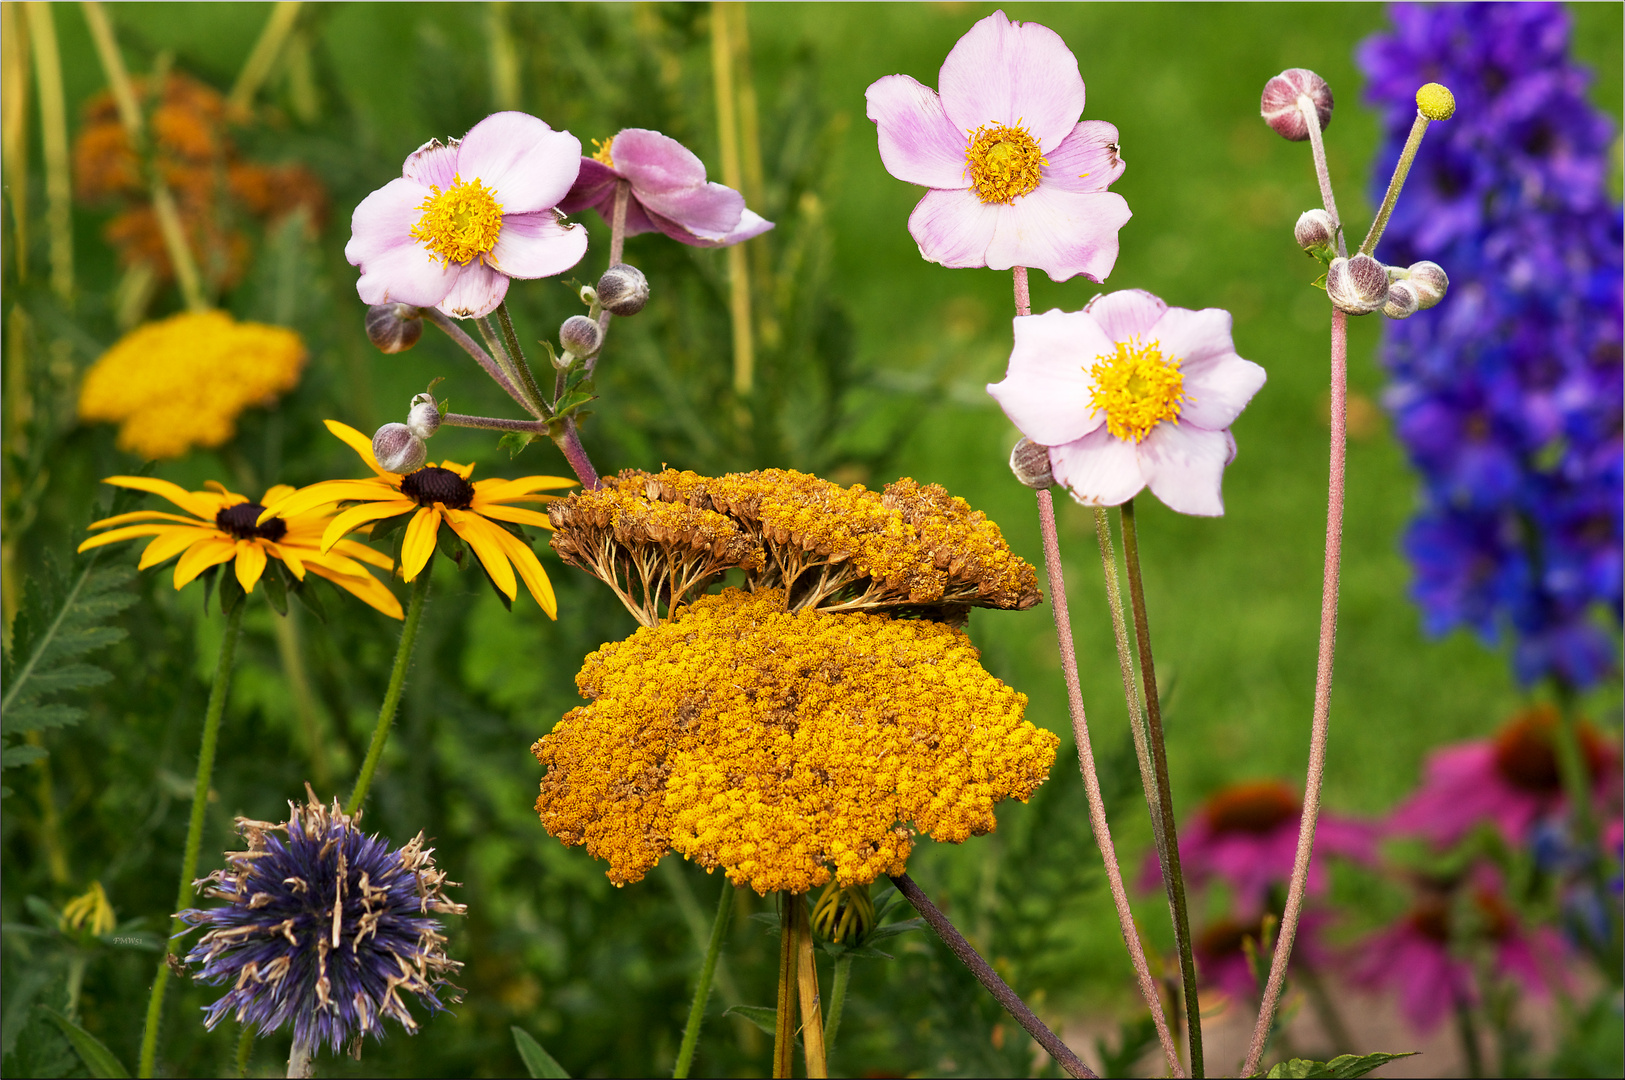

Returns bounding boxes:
[78,476,402,618]
[262,421,574,617]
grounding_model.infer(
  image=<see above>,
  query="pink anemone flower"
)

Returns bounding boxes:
[346,111,589,319]
[1141,780,1376,912]
[866,9,1131,282]
[1387,705,1621,848]
[559,128,772,248]
[987,289,1267,515]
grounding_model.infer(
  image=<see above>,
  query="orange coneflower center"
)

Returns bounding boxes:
[1492,706,1610,794]
[400,466,475,510]
[215,503,286,542]
[1204,780,1301,835]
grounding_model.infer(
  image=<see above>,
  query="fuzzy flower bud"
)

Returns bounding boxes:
[365,303,422,354]
[1415,82,1456,121]
[1406,260,1449,309]
[373,422,426,474]
[1009,438,1054,489]
[407,393,441,440]
[1261,68,1334,141]
[1383,279,1421,320]
[1326,254,1389,315]
[596,263,650,317]
[559,315,603,357]
[1294,209,1339,259]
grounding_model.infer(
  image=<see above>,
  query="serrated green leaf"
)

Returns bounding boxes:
[511,1026,569,1078]
[1263,1052,1418,1078]
[498,431,540,459]
[1,744,47,769]
[3,702,86,735]
[38,1006,131,1078]
[19,663,114,698]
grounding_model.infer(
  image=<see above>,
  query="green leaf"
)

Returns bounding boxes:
[262,563,290,616]
[722,1005,789,1041]
[498,430,541,459]
[553,389,597,417]
[366,511,414,544]
[1264,1052,1418,1078]
[293,576,328,624]
[38,1007,130,1078]
[511,1026,568,1078]
[217,568,247,617]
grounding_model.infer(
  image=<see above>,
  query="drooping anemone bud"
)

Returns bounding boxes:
[1261,68,1334,141]
[407,393,441,440]
[559,315,603,357]
[1009,438,1054,489]
[1406,260,1449,309]
[1383,279,1420,320]
[1326,254,1389,315]
[365,303,422,354]
[373,422,426,474]
[596,263,650,316]
[1293,209,1338,259]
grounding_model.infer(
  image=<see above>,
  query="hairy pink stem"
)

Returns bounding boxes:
[553,418,601,490]
[1012,265,1031,317]
[1038,490,1184,1078]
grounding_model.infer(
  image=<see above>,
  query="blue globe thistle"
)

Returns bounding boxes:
[178,791,466,1062]
[1359,3,1623,688]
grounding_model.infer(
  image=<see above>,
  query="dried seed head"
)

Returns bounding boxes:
[1008,438,1054,489]
[1406,260,1449,309]
[373,422,427,474]
[596,263,650,316]
[559,315,603,357]
[365,303,422,354]
[1261,68,1334,142]
[1326,254,1389,315]
[407,393,441,440]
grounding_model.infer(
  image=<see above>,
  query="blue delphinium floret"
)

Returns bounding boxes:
[179,791,465,1059]
[1359,3,1623,687]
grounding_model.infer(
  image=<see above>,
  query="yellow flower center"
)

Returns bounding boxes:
[1087,338,1188,443]
[591,136,616,169]
[410,174,504,266]
[964,122,1047,204]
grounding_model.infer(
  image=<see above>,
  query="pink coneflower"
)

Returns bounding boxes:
[346,111,588,319]
[865,9,1131,283]
[559,128,772,248]
[1196,910,1330,1002]
[1388,706,1621,848]
[987,289,1266,516]
[1142,780,1375,911]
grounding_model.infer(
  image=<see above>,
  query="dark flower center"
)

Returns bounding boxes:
[1408,897,1451,943]
[1204,780,1301,835]
[1493,706,1611,794]
[215,503,286,542]
[399,466,475,509]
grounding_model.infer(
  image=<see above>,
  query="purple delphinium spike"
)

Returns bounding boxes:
[559,128,773,248]
[178,791,466,1059]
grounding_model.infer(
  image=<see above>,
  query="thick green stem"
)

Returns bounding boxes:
[823,953,852,1051]
[773,893,796,1079]
[494,302,550,413]
[139,600,244,1078]
[346,571,429,815]
[1118,499,1204,1078]
[235,1025,254,1078]
[674,877,734,1079]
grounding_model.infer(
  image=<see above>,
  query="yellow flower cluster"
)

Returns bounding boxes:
[533,589,1057,894]
[548,468,1041,624]
[79,311,306,459]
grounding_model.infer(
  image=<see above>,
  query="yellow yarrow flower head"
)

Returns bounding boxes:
[60,881,116,937]
[78,311,306,460]
[533,588,1058,894]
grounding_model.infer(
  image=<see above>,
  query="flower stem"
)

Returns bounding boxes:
[793,894,828,1077]
[1242,308,1348,1077]
[1012,265,1031,317]
[773,893,797,1080]
[1360,111,1431,257]
[888,873,1097,1079]
[23,1,72,301]
[138,600,244,1078]
[442,412,548,434]
[551,419,601,490]
[286,1031,315,1080]
[235,1025,255,1078]
[609,180,629,268]
[494,303,552,416]
[1298,98,1346,259]
[422,307,532,414]
[674,878,734,1079]
[345,570,429,815]
[1037,491,1183,1077]
[823,952,853,1051]
[1551,686,1596,844]
[1117,498,1203,1078]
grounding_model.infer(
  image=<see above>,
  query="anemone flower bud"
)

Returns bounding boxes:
[1326,254,1389,315]
[1008,438,1054,490]
[1294,209,1338,259]
[596,263,650,316]
[1383,279,1421,320]
[365,303,422,354]
[1406,260,1449,309]
[179,791,466,1065]
[407,393,441,440]
[1261,68,1334,141]
[373,422,426,474]
[559,315,603,358]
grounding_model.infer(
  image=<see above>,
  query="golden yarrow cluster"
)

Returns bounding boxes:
[79,311,306,458]
[532,589,1057,894]
[548,468,1041,625]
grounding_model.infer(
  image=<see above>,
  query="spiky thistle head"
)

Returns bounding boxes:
[178,789,466,1060]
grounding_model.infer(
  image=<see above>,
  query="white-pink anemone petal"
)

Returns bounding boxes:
[346,111,589,320]
[866,10,1131,283]
[987,289,1267,516]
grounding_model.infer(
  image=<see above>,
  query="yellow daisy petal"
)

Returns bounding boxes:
[260,484,297,506]
[234,541,269,592]
[473,475,577,500]
[102,476,224,520]
[468,502,554,529]
[87,510,206,530]
[266,542,307,579]
[139,527,219,569]
[400,508,441,581]
[259,479,400,524]
[435,460,476,480]
[324,419,390,476]
[446,512,517,601]
[484,519,558,618]
[305,564,404,619]
[330,538,395,572]
[321,499,416,552]
[77,523,187,554]
[173,537,238,589]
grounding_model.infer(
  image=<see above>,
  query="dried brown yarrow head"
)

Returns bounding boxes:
[548,468,1041,626]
